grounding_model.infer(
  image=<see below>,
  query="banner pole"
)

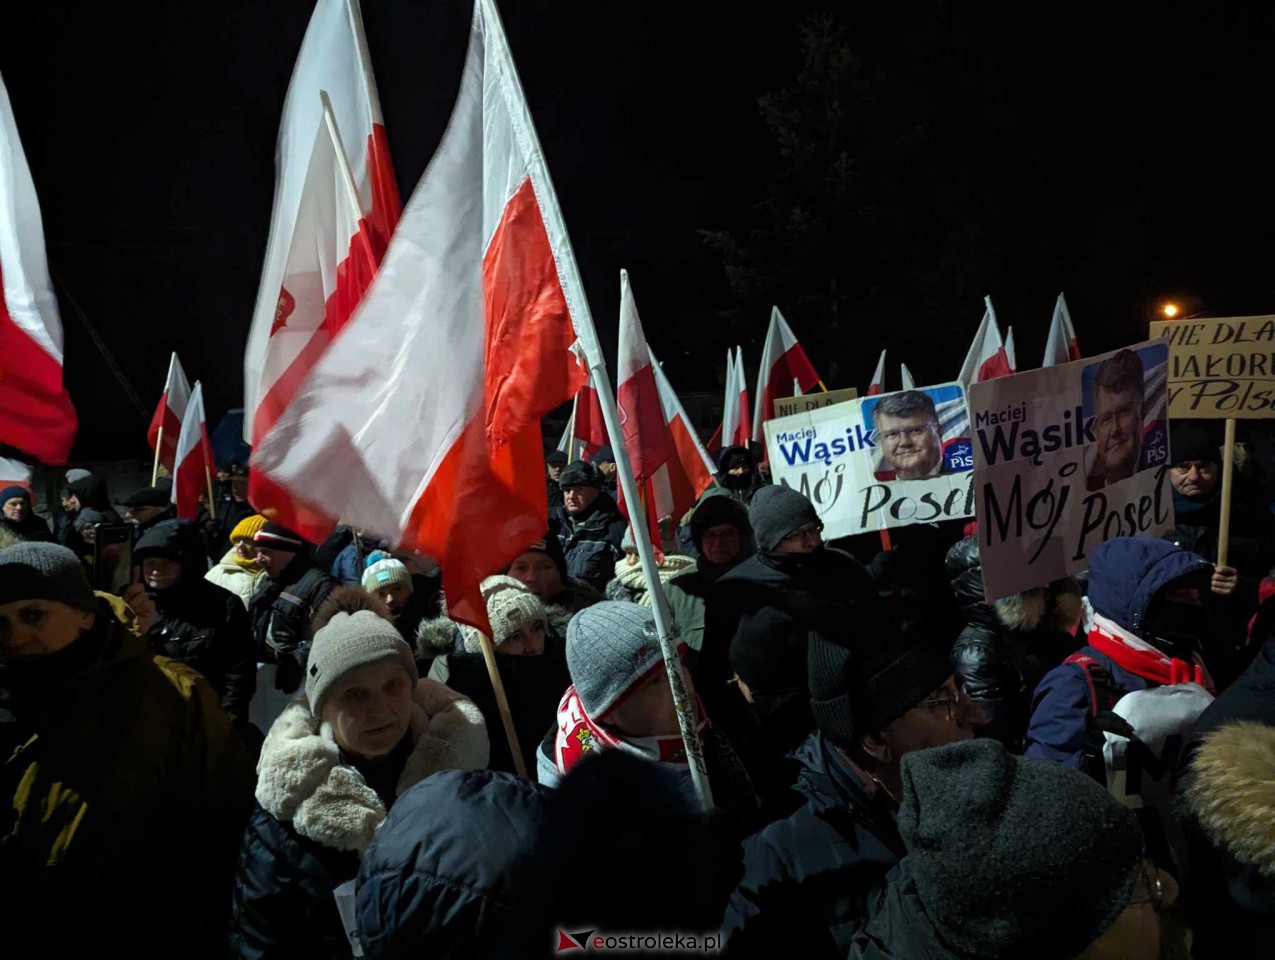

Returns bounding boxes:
[1218,418,1236,567]
[477,633,527,777]
[205,462,217,522]
[151,425,163,486]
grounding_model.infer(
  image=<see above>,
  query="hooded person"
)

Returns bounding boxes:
[132,518,256,723]
[536,601,758,820]
[205,513,267,609]
[505,525,603,630]
[1026,537,1216,776]
[591,443,618,494]
[418,576,570,775]
[332,529,391,584]
[0,542,255,956]
[848,739,1167,960]
[247,522,337,695]
[666,488,756,659]
[723,625,972,957]
[120,478,175,535]
[555,460,628,592]
[946,534,1082,748]
[545,449,569,524]
[605,524,696,607]
[356,769,551,959]
[228,599,489,959]
[717,444,762,503]
[210,471,256,556]
[699,485,882,790]
[59,470,121,553]
[0,485,53,543]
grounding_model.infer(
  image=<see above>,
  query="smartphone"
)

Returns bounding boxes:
[92,523,135,594]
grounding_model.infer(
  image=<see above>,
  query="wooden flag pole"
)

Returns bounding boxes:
[205,463,217,521]
[477,633,527,777]
[151,425,163,485]
[1217,418,1237,567]
[817,379,829,393]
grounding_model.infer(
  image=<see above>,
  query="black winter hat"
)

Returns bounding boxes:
[748,484,820,551]
[807,629,953,747]
[510,525,570,585]
[545,450,568,465]
[592,445,615,464]
[1170,419,1222,466]
[122,478,173,509]
[253,521,309,552]
[558,460,600,489]
[0,542,97,612]
[899,739,1143,959]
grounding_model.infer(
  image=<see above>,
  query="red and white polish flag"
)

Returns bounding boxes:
[731,347,752,448]
[0,72,77,464]
[146,352,191,473]
[752,306,822,443]
[172,381,213,521]
[1042,292,1082,366]
[649,346,716,525]
[867,349,887,396]
[958,296,1013,387]
[900,362,916,391]
[253,0,593,630]
[244,0,400,515]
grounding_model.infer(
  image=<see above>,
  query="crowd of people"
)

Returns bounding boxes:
[2,419,1274,958]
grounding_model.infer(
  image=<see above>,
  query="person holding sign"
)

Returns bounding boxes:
[873,391,949,481]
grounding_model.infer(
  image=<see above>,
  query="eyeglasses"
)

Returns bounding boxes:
[878,424,936,444]
[1095,401,1141,432]
[779,521,824,545]
[1127,859,1164,912]
[917,685,964,721]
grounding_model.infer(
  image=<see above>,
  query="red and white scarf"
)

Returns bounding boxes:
[1083,599,1214,693]
[551,683,707,777]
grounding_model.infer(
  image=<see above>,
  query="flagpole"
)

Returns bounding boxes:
[477,634,527,777]
[205,463,217,521]
[151,425,163,485]
[478,0,712,808]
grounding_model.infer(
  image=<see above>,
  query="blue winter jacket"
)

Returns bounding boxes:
[1025,537,1210,767]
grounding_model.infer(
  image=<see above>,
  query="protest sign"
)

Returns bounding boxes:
[764,382,974,537]
[969,342,1172,601]
[1150,315,1275,418]
[772,386,859,419]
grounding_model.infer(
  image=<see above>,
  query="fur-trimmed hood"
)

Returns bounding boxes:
[1184,721,1275,878]
[946,535,1082,634]
[255,678,489,854]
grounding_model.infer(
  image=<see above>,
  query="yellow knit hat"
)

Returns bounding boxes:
[230,514,267,544]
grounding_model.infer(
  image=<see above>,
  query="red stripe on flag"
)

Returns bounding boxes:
[365,123,402,246]
[0,273,77,464]
[667,414,714,519]
[574,382,606,461]
[617,363,674,483]
[147,399,183,473]
[761,344,820,424]
[977,348,1013,382]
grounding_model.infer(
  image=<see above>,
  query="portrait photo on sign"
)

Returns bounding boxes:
[1080,346,1169,492]
[861,385,973,482]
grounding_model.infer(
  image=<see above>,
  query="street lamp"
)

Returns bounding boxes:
[1161,302,1180,319]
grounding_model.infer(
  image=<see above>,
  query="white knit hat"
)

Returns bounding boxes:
[362,557,413,594]
[466,575,548,652]
[306,610,419,715]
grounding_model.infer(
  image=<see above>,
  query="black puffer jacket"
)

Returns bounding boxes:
[557,492,627,592]
[134,520,257,722]
[945,536,1081,748]
[357,769,549,959]
[247,553,336,694]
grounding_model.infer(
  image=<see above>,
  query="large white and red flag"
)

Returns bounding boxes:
[1042,292,1082,366]
[146,352,191,472]
[900,362,916,391]
[649,348,716,524]
[0,72,77,464]
[253,0,592,630]
[717,346,752,450]
[867,349,887,395]
[244,0,400,515]
[753,306,822,443]
[172,381,214,521]
[957,296,1013,387]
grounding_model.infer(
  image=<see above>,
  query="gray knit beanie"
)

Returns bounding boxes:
[306,610,419,716]
[0,542,97,612]
[748,484,820,551]
[899,739,1143,960]
[565,601,665,718]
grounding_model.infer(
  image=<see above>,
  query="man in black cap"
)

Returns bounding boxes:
[121,477,176,534]
[591,445,618,495]
[0,486,53,542]
[555,460,627,594]
[545,450,568,525]
[248,522,337,693]
[717,444,763,503]
[723,625,972,957]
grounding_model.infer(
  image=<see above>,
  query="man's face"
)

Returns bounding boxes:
[728,464,750,477]
[603,659,694,739]
[875,676,973,758]
[1170,460,1218,498]
[142,557,183,591]
[772,520,823,555]
[126,504,167,527]
[0,599,94,663]
[700,523,743,565]
[230,476,249,502]
[547,463,563,483]
[65,494,81,512]
[1093,386,1143,482]
[596,460,617,478]
[876,411,942,480]
[562,484,599,515]
[254,544,294,578]
[508,551,563,602]
[2,496,28,521]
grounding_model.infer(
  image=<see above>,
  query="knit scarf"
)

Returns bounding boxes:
[551,683,707,776]
[1084,601,1213,692]
[232,553,262,572]
[610,555,696,607]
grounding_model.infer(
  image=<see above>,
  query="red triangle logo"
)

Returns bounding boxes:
[556,929,582,952]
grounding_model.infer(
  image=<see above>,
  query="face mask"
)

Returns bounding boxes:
[1142,596,1208,660]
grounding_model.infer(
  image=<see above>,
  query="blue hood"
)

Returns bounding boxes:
[1087,537,1210,636]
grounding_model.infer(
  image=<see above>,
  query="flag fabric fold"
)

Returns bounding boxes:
[649,348,716,525]
[0,71,77,464]
[252,0,591,630]
[958,295,1013,387]
[172,382,213,520]
[752,306,821,443]
[1042,292,1082,366]
[147,352,192,473]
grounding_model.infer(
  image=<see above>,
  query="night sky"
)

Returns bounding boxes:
[3,1,1274,461]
